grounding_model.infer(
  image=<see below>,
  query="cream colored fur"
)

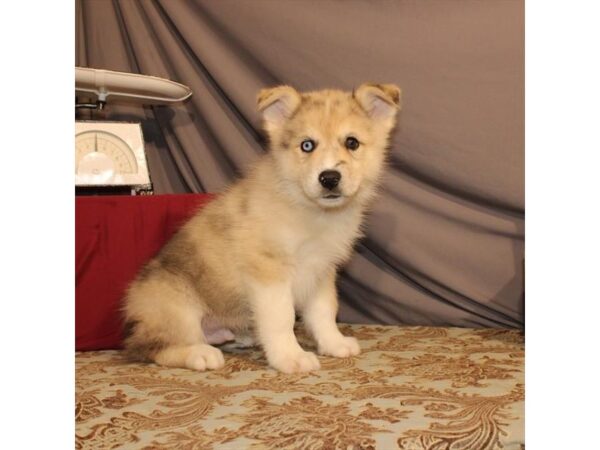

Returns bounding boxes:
[122,83,401,373]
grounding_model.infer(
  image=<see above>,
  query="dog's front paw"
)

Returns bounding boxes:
[319,336,360,358]
[268,349,321,373]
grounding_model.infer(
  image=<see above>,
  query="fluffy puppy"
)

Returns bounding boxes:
[122,83,401,373]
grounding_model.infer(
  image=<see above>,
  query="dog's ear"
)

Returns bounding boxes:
[353,83,401,120]
[257,86,301,128]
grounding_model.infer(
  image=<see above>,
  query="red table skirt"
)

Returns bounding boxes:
[75,194,214,351]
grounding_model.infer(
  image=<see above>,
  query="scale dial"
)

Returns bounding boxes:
[76,131,138,183]
[75,121,151,189]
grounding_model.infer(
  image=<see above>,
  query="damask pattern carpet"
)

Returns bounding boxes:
[76,324,524,449]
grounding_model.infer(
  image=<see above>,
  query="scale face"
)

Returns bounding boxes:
[75,121,152,193]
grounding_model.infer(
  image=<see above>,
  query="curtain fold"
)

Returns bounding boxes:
[76,0,524,328]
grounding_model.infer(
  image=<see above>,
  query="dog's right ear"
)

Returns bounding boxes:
[257,86,301,129]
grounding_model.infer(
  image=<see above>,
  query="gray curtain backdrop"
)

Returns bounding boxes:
[76,0,524,329]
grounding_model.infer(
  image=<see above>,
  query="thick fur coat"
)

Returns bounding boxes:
[122,83,401,373]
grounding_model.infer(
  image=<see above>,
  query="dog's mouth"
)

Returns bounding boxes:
[317,191,347,208]
[322,193,342,199]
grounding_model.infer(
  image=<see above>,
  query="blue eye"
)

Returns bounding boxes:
[300,139,316,152]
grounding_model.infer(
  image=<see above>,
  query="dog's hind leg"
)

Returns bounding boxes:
[123,273,225,371]
[154,343,225,371]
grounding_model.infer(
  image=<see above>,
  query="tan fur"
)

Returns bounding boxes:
[122,83,401,373]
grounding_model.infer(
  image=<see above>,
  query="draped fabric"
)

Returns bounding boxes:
[75,0,524,328]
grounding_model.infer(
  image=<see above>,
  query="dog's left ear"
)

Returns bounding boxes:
[257,86,301,129]
[353,83,401,120]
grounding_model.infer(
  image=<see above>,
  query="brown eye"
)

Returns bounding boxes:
[345,136,360,150]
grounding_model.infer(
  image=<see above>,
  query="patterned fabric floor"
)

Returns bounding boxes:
[76,324,524,449]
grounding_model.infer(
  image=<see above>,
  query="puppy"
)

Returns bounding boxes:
[122,83,401,373]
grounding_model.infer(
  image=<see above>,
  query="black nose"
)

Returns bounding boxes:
[319,170,341,190]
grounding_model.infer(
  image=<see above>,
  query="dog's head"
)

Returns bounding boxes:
[257,83,401,210]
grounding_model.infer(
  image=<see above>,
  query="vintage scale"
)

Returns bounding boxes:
[75,67,192,195]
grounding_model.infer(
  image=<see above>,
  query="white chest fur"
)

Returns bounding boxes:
[288,209,362,306]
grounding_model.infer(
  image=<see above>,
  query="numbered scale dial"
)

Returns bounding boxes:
[75,121,151,191]
[76,131,138,183]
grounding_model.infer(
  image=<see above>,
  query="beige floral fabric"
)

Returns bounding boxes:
[76,325,524,450]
